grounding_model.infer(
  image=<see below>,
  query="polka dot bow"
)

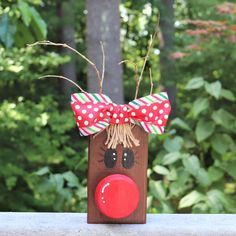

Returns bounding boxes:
[71,92,171,136]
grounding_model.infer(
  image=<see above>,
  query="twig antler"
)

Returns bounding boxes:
[39,75,86,93]
[27,40,103,92]
[28,12,160,97]
[149,68,153,95]
[100,41,105,94]
[134,10,160,99]
[119,60,139,87]
[134,34,154,99]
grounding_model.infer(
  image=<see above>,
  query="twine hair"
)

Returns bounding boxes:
[105,124,140,149]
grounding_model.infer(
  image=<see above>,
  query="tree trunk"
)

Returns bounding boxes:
[159,0,176,116]
[58,0,77,97]
[86,0,123,103]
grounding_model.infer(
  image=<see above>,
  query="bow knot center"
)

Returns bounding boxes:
[109,104,130,124]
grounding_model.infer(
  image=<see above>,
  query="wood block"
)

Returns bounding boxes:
[87,125,148,224]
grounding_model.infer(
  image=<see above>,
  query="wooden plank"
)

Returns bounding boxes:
[87,125,148,223]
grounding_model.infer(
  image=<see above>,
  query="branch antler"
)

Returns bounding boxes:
[28,40,104,92]
[39,75,86,93]
[100,41,105,94]
[119,60,139,88]
[134,9,161,99]
[149,68,154,95]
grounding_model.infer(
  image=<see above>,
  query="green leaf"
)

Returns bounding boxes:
[163,136,183,152]
[206,189,224,213]
[220,89,236,101]
[160,201,174,213]
[195,119,215,142]
[191,97,209,118]
[18,0,32,26]
[207,190,236,213]
[192,203,209,213]
[36,179,54,193]
[179,190,205,209]
[211,134,228,155]
[30,7,47,39]
[184,140,196,149]
[51,174,64,190]
[14,22,35,47]
[171,118,191,131]
[208,167,223,182]
[76,185,87,199]
[166,167,177,181]
[147,196,153,209]
[153,165,170,175]
[183,155,200,175]
[220,162,236,181]
[6,176,17,190]
[162,152,181,165]
[185,77,204,90]
[59,188,72,200]
[170,182,184,197]
[205,81,222,99]
[212,109,234,130]
[177,169,191,185]
[35,166,50,176]
[63,171,79,187]
[149,180,166,200]
[0,14,16,48]
[196,168,211,187]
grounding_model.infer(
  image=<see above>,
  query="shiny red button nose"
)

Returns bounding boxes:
[95,174,139,219]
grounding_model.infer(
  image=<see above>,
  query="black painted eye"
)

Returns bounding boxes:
[104,148,117,168]
[122,148,135,169]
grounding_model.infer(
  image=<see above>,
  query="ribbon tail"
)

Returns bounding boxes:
[139,122,165,135]
[77,120,110,136]
[130,119,164,134]
[71,92,112,104]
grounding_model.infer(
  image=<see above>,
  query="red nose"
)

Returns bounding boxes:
[95,174,139,219]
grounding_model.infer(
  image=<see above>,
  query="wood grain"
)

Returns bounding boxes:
[87,125,148,224]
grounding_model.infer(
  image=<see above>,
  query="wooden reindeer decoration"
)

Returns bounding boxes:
[28,34,171,224]
[71,92,171,223]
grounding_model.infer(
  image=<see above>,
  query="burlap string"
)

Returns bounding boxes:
[105,124,140,149]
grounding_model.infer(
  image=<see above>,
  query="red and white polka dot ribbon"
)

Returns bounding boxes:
[71,92,171,136]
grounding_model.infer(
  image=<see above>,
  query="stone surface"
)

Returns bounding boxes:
[0,213,236,236]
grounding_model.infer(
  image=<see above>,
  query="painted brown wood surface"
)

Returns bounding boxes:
[87,125,148,224]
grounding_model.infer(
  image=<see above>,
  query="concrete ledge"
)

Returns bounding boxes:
[0,213,236,236]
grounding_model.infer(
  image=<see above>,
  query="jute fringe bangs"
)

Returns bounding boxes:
[105,124,140,149]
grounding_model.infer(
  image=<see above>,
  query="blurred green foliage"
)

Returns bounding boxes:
[0,0,46,47]
[147,0,236,213]
[0,0,236,213]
